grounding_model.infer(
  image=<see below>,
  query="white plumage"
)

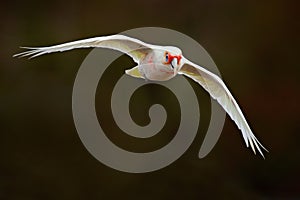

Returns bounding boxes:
[14,34,267,157]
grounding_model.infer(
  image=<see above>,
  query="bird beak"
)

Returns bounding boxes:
[172,58,178,76]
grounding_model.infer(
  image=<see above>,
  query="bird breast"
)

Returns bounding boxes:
[139,51,174,81]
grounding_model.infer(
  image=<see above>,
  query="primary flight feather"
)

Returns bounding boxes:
[14,34,267,157]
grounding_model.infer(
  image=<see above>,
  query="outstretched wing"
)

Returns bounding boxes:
[13,35,153,63]
[179,57,267,157]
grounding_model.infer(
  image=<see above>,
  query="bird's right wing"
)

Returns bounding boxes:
[13,34,153,63]
[179,57,267,157]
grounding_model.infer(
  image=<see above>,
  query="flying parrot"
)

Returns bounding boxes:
[14,34,267,157]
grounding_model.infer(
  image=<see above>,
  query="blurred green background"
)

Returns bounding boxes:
[1,0,299,199]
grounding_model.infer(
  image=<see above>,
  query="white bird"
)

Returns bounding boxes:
[14,34,267,157]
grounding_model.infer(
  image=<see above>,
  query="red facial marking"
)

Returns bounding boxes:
[148,54,153,63]
[148,54,156,70]
[164,51,182,65]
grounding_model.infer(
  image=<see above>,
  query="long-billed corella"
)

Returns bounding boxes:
[14,34,267,157]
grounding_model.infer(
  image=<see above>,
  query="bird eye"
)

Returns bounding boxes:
[165,52,169,62]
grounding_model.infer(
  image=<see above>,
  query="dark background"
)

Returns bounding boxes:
[1,0,299,199]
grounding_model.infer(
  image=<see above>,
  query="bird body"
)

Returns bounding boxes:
[137,47,181,81]
[14,34,267,157]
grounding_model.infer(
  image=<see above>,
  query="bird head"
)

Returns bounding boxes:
[163,49,182,75]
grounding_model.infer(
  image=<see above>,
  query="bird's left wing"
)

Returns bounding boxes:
[179,57,267,157]
[13,35,153,63]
